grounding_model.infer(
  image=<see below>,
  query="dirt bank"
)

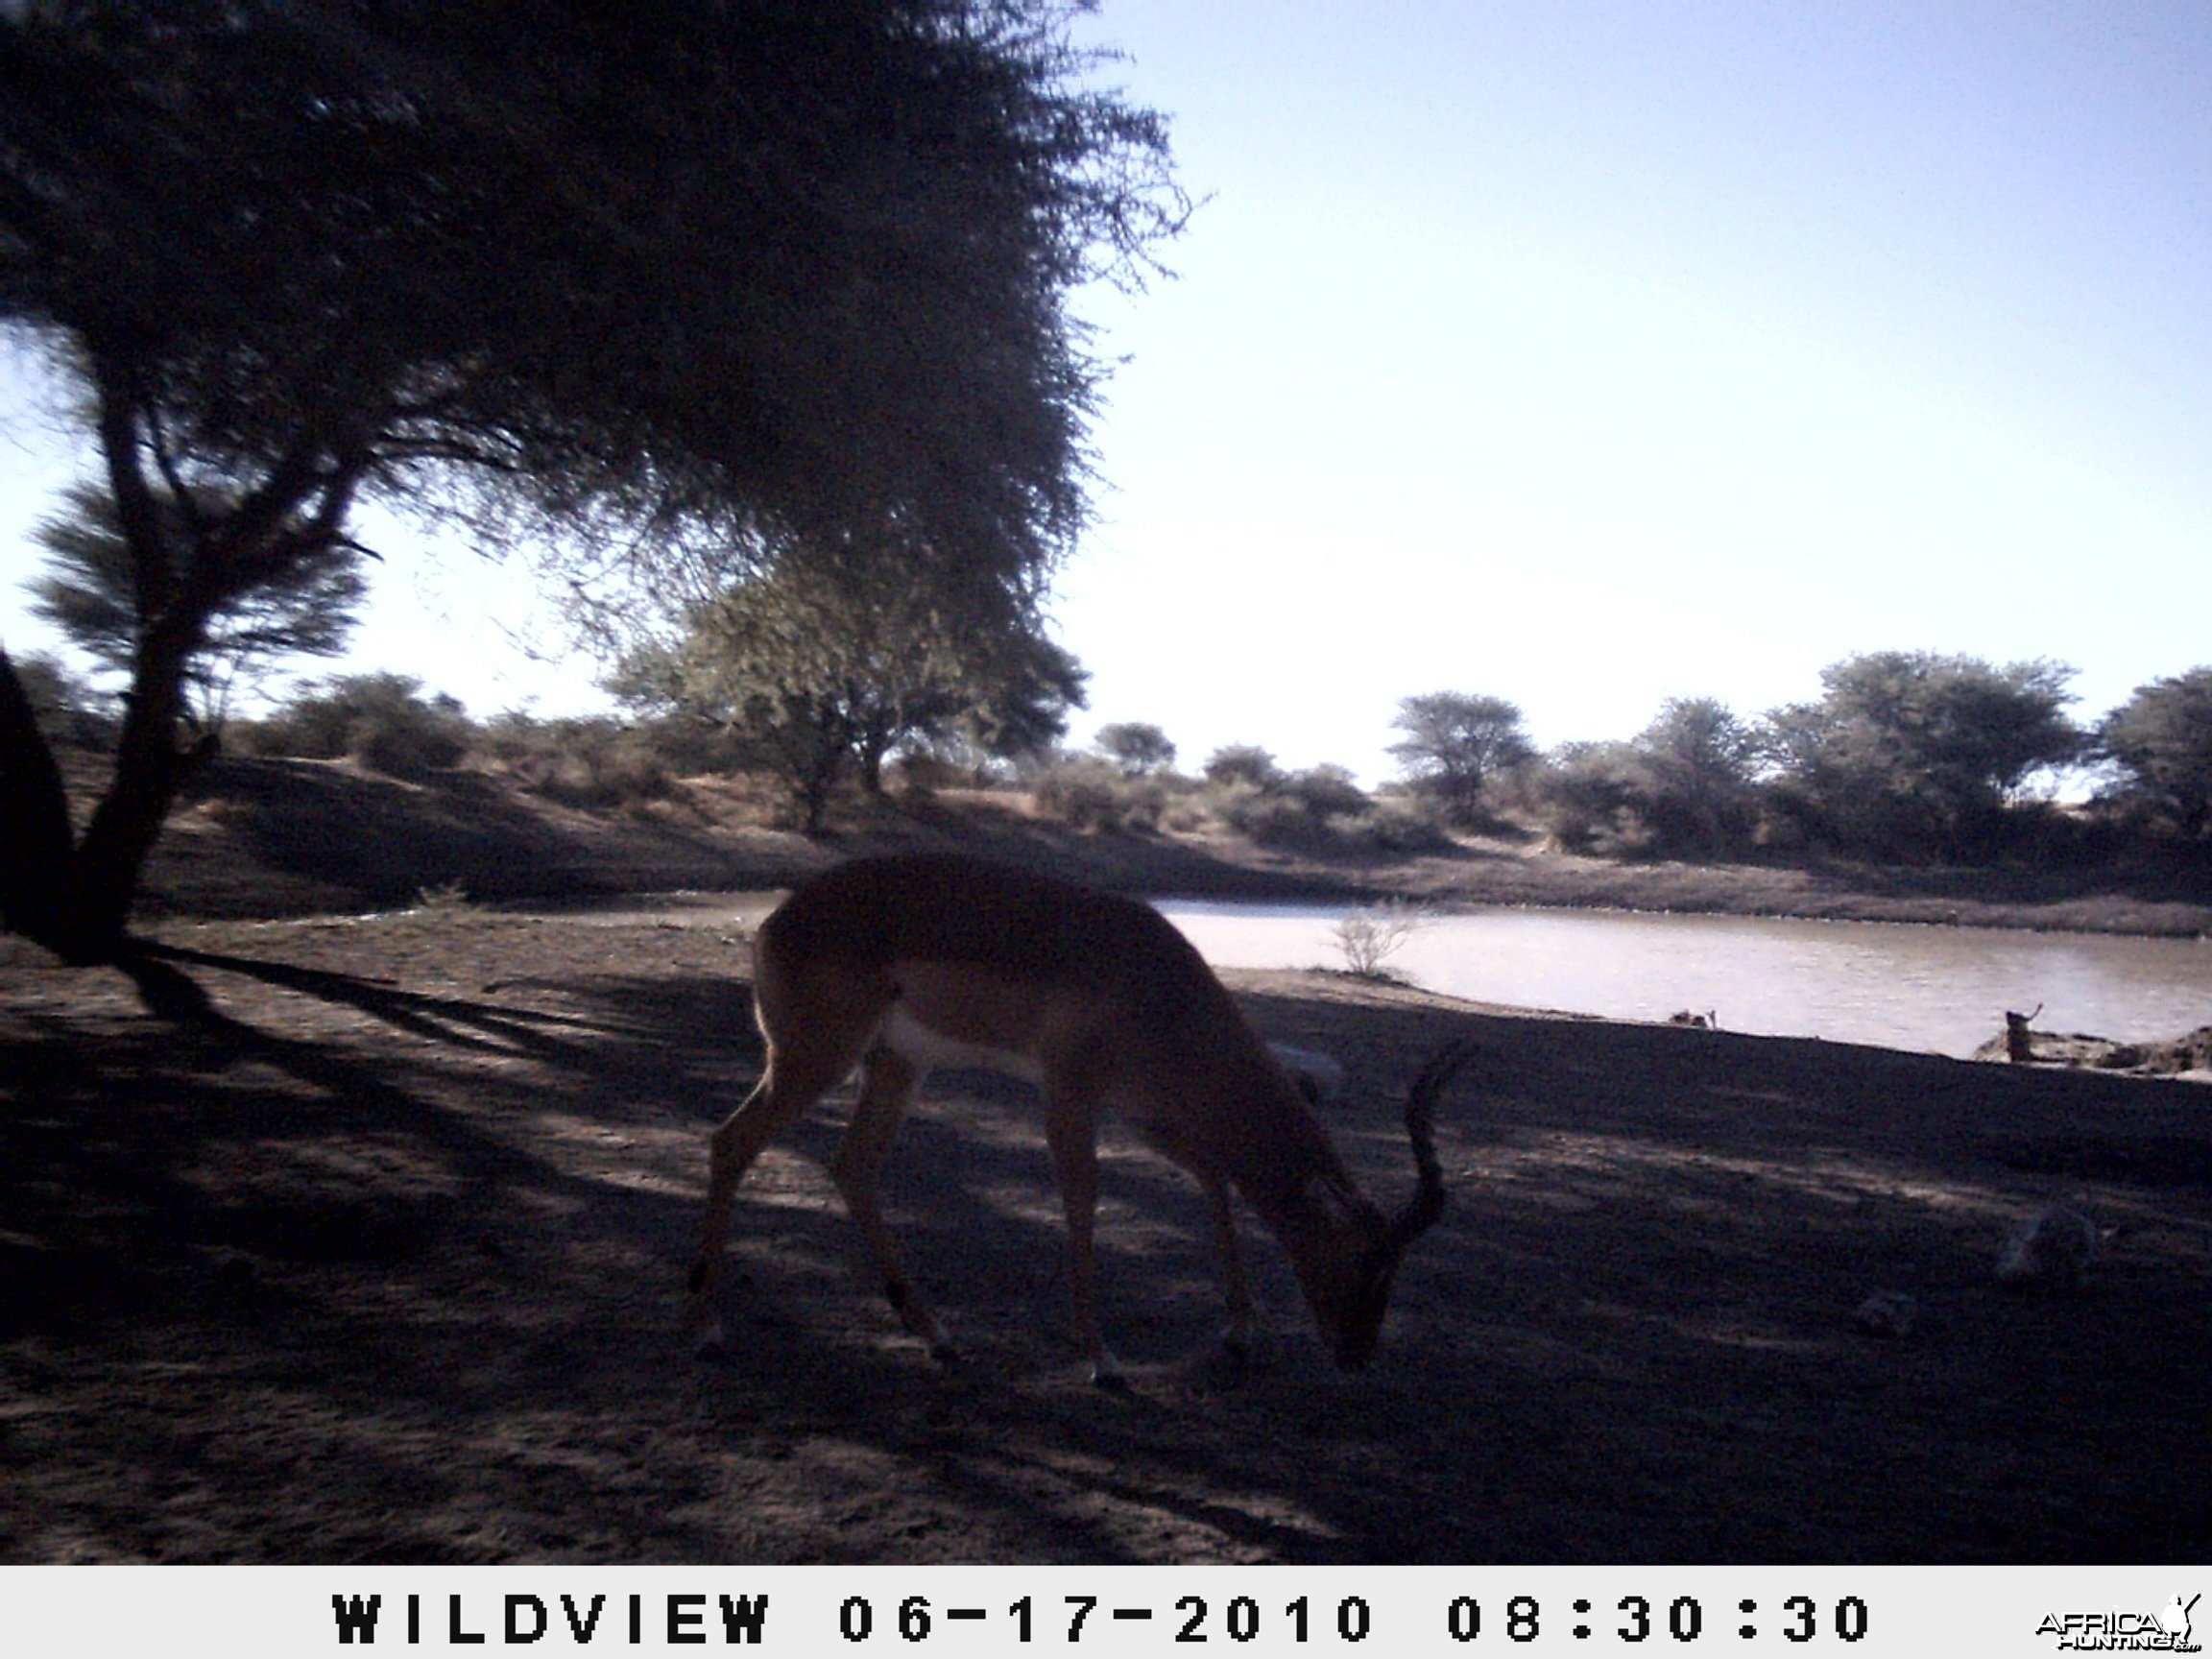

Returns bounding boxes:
[122,752,2212,935]
[4,909,2207,1562]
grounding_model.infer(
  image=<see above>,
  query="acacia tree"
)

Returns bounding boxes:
[2098,668,2212,838]
[1202,744,1285,790]
[618,556,1088,830]
[1630,696,1761,852]
[954,628,1093,772]
[0,0,1182,961]
[1763,652,2081,855]
[1094,721,1177,776]
[1388,691,1535,825]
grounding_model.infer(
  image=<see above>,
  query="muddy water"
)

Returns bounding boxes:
[1160,901,2212,1057]
[525,891,2212,1058]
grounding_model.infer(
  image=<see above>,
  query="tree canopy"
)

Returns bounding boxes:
[0,0,1184,958]
[616,556,1087,830]
[2098,668,2212,838]
[1630,696,1760,852]
[1094,720,1177,776]
[1764,652,2081,855]
[1388,691,1535,824]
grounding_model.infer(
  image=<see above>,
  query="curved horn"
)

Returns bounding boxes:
[1380,1040,1483,1257]
[1334,1039,1486,1369]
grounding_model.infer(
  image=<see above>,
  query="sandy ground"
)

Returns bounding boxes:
[4,907,2208,1563]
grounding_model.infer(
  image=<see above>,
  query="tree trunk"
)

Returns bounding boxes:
[69,624,201,958]
[0,647,83,957]
[0,629,204,966]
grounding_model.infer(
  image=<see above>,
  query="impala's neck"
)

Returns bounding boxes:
[1205,1061,1388,1336]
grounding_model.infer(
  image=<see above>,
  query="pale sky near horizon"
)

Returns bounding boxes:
[7,2,2212,785]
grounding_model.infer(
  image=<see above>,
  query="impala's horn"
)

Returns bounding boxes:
[1381,1040,1483,1259]
[1334,1039,1485,1369]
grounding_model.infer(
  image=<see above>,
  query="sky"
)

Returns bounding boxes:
[7,1,2212,784]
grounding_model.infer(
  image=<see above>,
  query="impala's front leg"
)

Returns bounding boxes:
[1042,1082,1121,1388]
[1201,1177,1256,1358]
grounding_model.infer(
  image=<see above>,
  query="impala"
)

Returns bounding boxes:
[687,852,1479,1382]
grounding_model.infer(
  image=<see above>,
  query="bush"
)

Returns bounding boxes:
[1206,765,1447,854]
[1032,755,1167,831]
[1529,742,1654,855]
[242,673,471,777]
[1093,720,1178,777]
[1631,696,1762,854]
[9,651,118,751]
[471,712,676,806]
[1333,899,1428,977]
[1202,744,1284,790]
[1214,784,1324,848]
[1530,727,1763,859]
[1341,791,1455,853]
[1284,763,1368,821]
[2097,667,2212,839]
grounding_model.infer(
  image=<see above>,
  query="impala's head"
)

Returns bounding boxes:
[1286,1043,1476,1369]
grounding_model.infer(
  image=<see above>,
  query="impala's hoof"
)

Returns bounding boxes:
[926,1338,963,1367]
[692,1315,729,1358]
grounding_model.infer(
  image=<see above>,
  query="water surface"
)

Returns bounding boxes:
[524,890,2212,1059]
[1158,901,2212,1058]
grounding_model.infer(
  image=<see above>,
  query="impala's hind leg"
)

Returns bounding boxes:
[689,1003,874,1351]
[830,1047,957,1360]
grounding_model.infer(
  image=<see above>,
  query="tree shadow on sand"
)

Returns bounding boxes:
[5,932,2210,1561]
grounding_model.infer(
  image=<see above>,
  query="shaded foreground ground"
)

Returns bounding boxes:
[3,910,2209,1563]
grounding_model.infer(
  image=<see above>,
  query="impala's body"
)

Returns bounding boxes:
[688,853,1465,1379]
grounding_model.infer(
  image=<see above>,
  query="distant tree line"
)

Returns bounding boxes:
[19,458,2212,864]
[23,623,2212,866]
[1388,656,2212,862]
[1069,655,2212,866]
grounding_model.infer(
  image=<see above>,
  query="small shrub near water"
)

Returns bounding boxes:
[1332,899,1430,979]
[412,878,473,912]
